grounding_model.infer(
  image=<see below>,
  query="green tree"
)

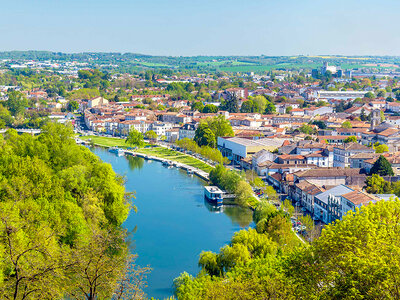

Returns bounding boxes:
[220,93,239,113]
[202,104,218,113]
[341,120,352,128]
[360,108,367,121]
[125,129,145,147]
[364,91,375,99]
[370,155,394,176]
[264,100,276,114]
[376,89,386,98]
[252,95,267,113]
[194,123,216,147]
[191,102,204,112]
[144,130,157,142]
[299,124,314,135]
[344,136,357,143]
[374,143,389,153]
[365,174,392,194]
[68,100,79,112]
[240,100,255,113]
[312,120,327,129]
[287,200,400,299]
[203,115,234,144]
[5,91,28,116]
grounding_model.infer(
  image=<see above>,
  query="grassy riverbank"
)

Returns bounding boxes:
[79,135,214,173]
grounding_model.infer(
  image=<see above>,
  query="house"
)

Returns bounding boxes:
[386,102,400,113]
[293,167,364,187]
[369,101,386,109]
[349,152,381,169]
[328,190,380,223]
[88,97,109,108]
[179,124,196,140]
[304,150,331,167]
[277,154,306,165]
[294,180,325,214]
[166,128,179,143]
[304,106,333,117]
[218,137,287,164]
[333,143,374,168]
[314,185,354,224]
[251,150,277,174]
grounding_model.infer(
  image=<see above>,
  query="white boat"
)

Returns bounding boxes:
[109,147,125,156]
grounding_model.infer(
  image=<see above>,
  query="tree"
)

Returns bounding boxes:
[365,174,392,194]
[220,93,239,113]
[370,155,394,176]
[288,200,400,299]
[374,144,389,153]
[360,108,367,121]
[299,215,319,241]
[0,123,141,299]
[252,95,267,113]
[312,120,327,129]
[125,129,145,147]
[235,181,254,206]
[299,124,314,135]
[191,102,204,112]
[282,199,295,216]
[264,100,276,114]
[144,130,157,142]
[68,100,79,112]
[376,89,386,98]
[194,123,216,148]
[285,106,293,114]
[203,115,234,144]
[240,100,255,113]
[5,91,28,116]
[202,104,218,114]
[341,120,352,128]
[364,91,375,99]
[344,136,357,143]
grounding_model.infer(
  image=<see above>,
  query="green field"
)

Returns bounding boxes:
[80,135,131,148]
[80,135,213,173]
[135,147,213,173]
[196,60,256,67]
[135,61,174,68]
[219,63,322,73]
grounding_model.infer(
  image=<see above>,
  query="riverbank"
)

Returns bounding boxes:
[79,135,213,173]
[78,135,262,208]
[124,150,210,181]
[90,147,254,299]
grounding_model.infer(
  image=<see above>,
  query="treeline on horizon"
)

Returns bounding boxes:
[1,51,400,73]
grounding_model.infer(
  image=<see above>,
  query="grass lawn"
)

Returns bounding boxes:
[80,135,213,173]
[135,147,213,173]
[80,135,130,148]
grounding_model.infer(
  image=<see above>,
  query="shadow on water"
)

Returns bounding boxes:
[125,155,144,171]
[204,200,253,228]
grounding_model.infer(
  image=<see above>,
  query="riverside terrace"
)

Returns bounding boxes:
[217,136,289,164]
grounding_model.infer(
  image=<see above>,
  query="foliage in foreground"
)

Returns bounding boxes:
[175,199,400,299]
[0,123,149,299]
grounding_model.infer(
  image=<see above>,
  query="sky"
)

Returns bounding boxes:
[1,0,400,56]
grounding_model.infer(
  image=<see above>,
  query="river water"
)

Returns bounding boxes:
[91,148,253,299]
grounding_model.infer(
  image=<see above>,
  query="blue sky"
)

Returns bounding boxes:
[1,0,399,56]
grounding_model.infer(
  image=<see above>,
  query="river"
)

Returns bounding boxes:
[91,147,253,299]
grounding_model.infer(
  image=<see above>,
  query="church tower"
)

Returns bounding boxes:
[370,109,381,131]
